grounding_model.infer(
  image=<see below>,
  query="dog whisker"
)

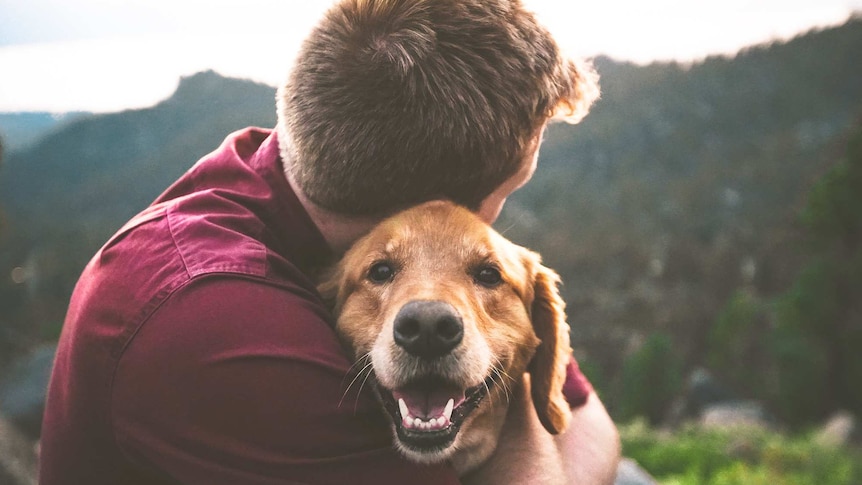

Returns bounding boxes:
[339,354,374,409]
[339,362,372,409]
[493,357,517,383]
[490,366,511,404]
[496,211,526,237]
[346,352,372,374]
[489,358,515,404]
[482,374,494,406]
[324,201,574,469]
[353,365,377,414]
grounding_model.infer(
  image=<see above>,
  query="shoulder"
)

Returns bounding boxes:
[112,275,354,453]
[123,275,342,371]
[110,276,464,483]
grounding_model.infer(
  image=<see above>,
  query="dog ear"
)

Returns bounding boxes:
[316,263,346,312]
[527,261,573,435]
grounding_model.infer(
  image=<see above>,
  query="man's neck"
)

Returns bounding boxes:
[284,167,381,255]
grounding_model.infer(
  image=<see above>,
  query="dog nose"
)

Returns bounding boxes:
[393,300,464,359]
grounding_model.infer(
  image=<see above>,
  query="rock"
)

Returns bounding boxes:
[615,458,658,485]
[700,400,771,429]
[664,367,737,426]
[0,413,38,485]
[815,411,857,447]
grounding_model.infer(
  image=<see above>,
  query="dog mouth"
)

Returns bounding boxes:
[378,375,494,453]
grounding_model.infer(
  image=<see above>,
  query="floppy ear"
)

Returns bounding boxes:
[316,263,347,313]
[528,263,573,435]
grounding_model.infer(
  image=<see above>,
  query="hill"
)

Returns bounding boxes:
[1,70,277,237]
[0,112,91,153]
[498,18,862,386]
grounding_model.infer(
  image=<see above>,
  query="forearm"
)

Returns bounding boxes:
[463,377,620,485]
[556,392,621,485]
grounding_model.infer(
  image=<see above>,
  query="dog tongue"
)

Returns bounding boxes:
[392,382,466,419]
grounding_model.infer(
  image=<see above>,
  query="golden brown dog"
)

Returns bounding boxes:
[320,200,573,474]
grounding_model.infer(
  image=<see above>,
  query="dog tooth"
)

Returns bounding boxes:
[398,398,409,419]
[437,416,446,427]
[443,398,454,421]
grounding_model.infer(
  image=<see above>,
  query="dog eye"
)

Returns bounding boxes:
[474,266,502,287]
[367,261,395,283]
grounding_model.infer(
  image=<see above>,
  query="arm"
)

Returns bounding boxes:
[557,391,621,485]
[463,376,620,485]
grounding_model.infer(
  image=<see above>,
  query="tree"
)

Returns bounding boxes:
[771,122,862,425]
[707,289,770,398]
[617,332,684,424]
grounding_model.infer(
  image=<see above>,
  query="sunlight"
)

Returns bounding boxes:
[525,0,853,63]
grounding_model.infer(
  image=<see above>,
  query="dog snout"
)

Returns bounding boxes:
[393,300,464,359]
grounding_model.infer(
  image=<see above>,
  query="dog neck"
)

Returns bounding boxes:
[451,398,510,475]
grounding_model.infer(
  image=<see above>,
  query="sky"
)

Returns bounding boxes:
[0,0,860,113]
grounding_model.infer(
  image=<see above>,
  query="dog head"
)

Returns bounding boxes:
[320,200,572,467]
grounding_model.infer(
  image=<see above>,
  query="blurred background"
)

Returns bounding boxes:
[1,1,862,483]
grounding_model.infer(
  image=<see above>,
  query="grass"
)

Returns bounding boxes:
[619,420,862,485]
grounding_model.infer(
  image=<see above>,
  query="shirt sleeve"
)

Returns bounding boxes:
[563,356,594,409]
[111,276,460,485]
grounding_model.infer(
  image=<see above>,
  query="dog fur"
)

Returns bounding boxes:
[320,200,573,474]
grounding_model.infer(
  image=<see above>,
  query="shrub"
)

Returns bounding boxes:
[617,333,683,424]
[619,420,862,485]
[707,289,767,396]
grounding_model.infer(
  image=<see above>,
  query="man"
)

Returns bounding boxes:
[40,0,619,483]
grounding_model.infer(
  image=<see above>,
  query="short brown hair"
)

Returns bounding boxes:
[277,0,598,216]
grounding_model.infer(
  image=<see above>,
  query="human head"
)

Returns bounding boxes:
[277,0,599,217]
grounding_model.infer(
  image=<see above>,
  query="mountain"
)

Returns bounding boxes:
[497,17,862,381]
[0,112,90,153]
[1,70,277,239]
[1,20,862,408]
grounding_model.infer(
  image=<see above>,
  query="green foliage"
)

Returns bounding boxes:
[707,290,766,395]
[801,130,862,248]
[771,259,835,421]
[768,123,862,425]
[498,18,862,423]
[575,357,608,400]
[618,333,683,424]
[698,123,862,427]
[620,420,862,485]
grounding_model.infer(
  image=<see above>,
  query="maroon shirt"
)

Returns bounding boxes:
[40,128,591,484]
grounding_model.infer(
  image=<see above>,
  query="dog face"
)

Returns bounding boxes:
[320,201,572,470]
